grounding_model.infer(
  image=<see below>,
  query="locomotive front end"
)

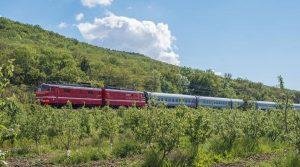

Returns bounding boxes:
[35,84,54,105]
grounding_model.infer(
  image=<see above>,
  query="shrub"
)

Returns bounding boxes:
[193,149,218,167]
[230,138,259,158]
[142,149,167,167]
[112,140,141,158]
[168,148,193,167]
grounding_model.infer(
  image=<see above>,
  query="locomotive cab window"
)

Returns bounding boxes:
[39,85,50,91]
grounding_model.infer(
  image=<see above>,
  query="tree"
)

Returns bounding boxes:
[144,70,162,92]
[80,56,91,76]
[219,73,236,98]
[78,108,91,145]
[93,109,120,151]
[56,105,80,158]
[277,75,293,134]
[189,71,221,96]
[124,109,157,146]
[22,105,47,147]
[185,109,211,157]
[0,59,14,108]
[9,47,45,85]
[0,60,19,149]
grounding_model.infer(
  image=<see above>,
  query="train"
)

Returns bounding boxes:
[35,83,300,110]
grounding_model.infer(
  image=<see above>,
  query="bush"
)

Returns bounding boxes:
[193,149,218,167]
[208,136,233,156]
[230,138,259,158]
[112,140,141,158]
[142,149,166,167]
[168,148,193,167]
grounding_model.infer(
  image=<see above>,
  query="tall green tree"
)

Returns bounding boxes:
[277,75,293,134]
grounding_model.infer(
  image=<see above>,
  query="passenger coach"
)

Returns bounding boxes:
[146,92,197,108]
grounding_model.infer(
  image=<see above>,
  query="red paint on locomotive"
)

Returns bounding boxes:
[35,83,146,108]
[102,89,146,107]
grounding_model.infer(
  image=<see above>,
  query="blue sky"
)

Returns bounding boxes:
[0,0,300,90]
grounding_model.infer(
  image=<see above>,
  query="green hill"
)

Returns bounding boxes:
[0,17,299,102]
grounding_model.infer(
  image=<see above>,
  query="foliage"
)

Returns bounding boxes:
[56,107,81,157]
[0,59,14,108]
[93,108,120,150]
[0,103,300,166]
[112,140,141,158]
[20,105,47,146]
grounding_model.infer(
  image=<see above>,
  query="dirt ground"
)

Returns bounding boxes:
[6,153,275,167]
[6,154,143,167]
[214,153,276,167]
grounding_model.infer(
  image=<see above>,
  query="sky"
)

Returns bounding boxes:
[0,0,300,90]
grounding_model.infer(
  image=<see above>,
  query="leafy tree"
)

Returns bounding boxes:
[56,106,80,158]
[0,59,14,108]
[277,75,294,134]
[124,109,157,146]
[185,109,211,157]
[9,47,45,85]
[219,73,236,98]
[77,108,91,145]
[292,112,300,153]
[153,109,183,162]
[93,109,120,151]
[80,56,91,76]
[0,59,18,150]
[210,110,242,154]
[21,105,47,147]
[189,71,221,96]
[144,70,162,92]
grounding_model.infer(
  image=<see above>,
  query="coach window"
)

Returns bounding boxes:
[88,90,93,95]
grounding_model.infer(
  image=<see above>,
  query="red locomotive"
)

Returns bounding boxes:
[35,83,146,108]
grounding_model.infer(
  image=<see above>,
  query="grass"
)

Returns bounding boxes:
[50,147,108,165]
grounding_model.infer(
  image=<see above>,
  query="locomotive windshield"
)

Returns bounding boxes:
[38,85,50,91]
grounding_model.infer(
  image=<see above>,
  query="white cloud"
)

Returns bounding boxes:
[81,0,113,7]
[210,69,222,76]
[75,13,84,21]
[77,13,180,65]
[58,22,68,29]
